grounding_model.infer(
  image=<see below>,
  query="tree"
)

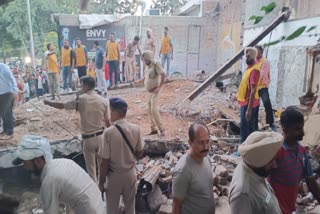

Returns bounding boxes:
[151,0,188,15]
[0,0,80,59]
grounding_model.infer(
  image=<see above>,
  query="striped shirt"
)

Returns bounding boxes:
[268,141,313,214]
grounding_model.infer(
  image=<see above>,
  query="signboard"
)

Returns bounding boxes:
[58,24,126,52]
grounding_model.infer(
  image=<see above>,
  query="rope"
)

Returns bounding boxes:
[27,100,77,138]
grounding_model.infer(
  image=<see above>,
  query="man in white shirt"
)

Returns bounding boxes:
[13,135,105,214]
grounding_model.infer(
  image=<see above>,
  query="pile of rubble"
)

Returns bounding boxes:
[132,140,241,213]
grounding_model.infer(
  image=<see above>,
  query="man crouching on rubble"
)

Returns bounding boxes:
[268,107,320,214]
[13,135,105,214]
[172,123,215,214]
[228,131,283,214]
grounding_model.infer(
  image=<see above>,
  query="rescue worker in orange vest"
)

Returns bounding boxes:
[44,43,60,100]
[255,45,276,131]
[60,39,75,93]
[237,47,261,147]
[159,27,173,79]
[106,33,120,88]
[74,38,89,79]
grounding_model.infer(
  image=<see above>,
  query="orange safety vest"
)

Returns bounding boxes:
[161,35,171,55]
[107,41,119,61]
[47,53,59,73]
[237,63,261,103]
[257,57,270,90]
[61,47,72,67]
[74,45,87,67]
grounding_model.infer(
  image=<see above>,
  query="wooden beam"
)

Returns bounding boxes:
[180,9,290,103]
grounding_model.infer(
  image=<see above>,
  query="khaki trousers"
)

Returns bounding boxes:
[125,57,136,82]
[148,92,163,131]
[83,134,103,183]
[106,169,137,214]
[48,72,60,96]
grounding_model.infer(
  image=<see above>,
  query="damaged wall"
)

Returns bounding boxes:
[243,14,320,108]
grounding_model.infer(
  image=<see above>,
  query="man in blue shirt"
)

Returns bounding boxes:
[94,41,107,97]
[0,63,18,140]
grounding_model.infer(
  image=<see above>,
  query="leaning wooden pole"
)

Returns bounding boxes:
[180,9,290,104]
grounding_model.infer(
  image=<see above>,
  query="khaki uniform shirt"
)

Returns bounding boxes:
[144,61,163,92]
[64,90,110,134]
[40,159,105,214]
[228,161,282,214]
[98,119,144,173]
[126,42,138,58]
[144,37,155,52]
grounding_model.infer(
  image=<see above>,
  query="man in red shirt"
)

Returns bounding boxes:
[268,107,320,214]
[237,47,260,146]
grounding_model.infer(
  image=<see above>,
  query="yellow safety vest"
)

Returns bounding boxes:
[161,35,171,55]
[47,53,59,73]
[107,41,119,61]
[74,45,87,67]
[61,47,72,66]
[257,57,269,90]
[237,63,261,103]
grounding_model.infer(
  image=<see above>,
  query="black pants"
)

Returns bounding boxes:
[0,93,14,135]
[258,88,274,125]
[78,66,87,79]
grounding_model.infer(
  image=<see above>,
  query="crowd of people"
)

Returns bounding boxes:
[1,27,318,214]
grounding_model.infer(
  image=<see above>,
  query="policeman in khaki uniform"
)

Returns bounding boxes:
[134,50,166,137]
[99,97,144,214]
[43,76,111,182]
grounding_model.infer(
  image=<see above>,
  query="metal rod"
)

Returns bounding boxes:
[27,0,36,69]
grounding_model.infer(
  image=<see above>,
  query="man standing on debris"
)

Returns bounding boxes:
[159,27,173,78]
[228,131,283,214]
[255,45,276,131]
[106,33,120,88]
[43,76,111,182]
[237,47,260,144]
[13,135,105,214]
[172,123,215,214]
[133,50,166,137]
[99,97,144,214]
[94,41,108,96]
[268,107,320,214]
[60,39,75,93]
[0,63,18,140]
[74,38,89,79]
[45,43,60,100]
[125,35,141,83]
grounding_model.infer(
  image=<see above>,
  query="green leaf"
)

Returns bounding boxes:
[261,2,276,14]
[263,40,281,47]
[254,16,264,24]
[249,15,257,20]
[285,26,307,41]
[307,26,317,32]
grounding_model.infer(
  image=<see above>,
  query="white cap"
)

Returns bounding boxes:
[13,135,52,165]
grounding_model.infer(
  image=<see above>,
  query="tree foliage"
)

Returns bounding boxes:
[0,0,80,59]
[151,0,188,15]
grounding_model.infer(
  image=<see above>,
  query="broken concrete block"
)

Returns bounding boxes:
[176,152,183,158]
[145,160,155,169]
[159,204,172,214]
[147,184,167,212]
[139,156,150,165]
[215,165,228,177]
[136,164,144,172]
[165,151,173,159]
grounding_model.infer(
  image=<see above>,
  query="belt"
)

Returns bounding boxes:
[82,130,104,139]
